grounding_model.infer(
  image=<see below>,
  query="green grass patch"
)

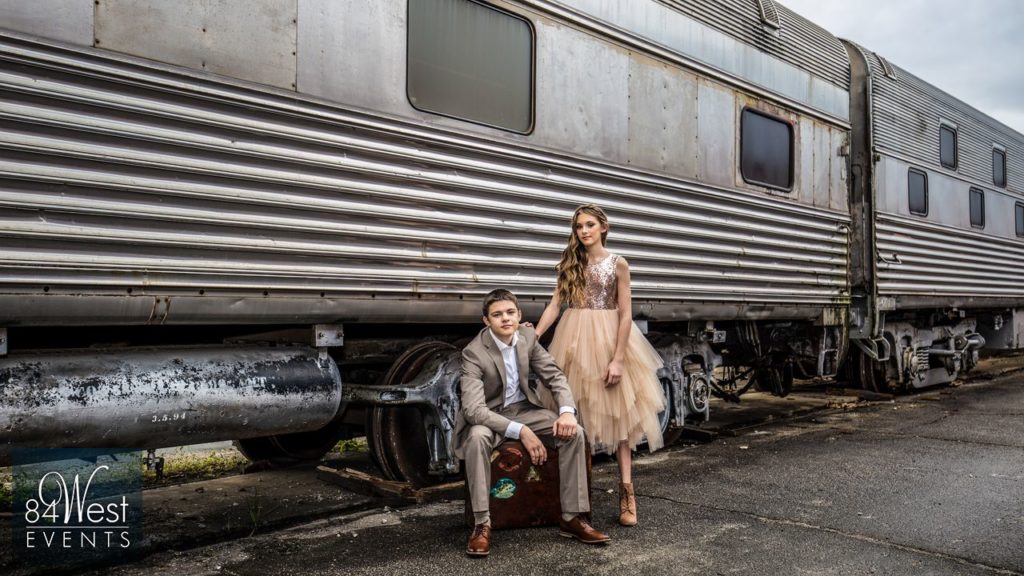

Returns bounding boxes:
[143,448,249,486]
[331,437,368,454]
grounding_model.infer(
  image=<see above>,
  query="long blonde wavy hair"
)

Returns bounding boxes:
[556,204,609,307]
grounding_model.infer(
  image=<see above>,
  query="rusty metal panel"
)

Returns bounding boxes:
[0,0,94,46]
[532,0,849,124]
[696,80,735,188]
[977,187,1019,239]
[812,123,830,209]
[797,118,814,206]
[876,157,900,215]
[830,128,846,212]
[925,170,964,227]
[0,31,850,326]
[533,19,628,163]
[95,0,297,89]
[297,0,407,113]
[626,53,698,176]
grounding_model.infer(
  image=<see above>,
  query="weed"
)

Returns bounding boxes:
[331,437,368,454]
[248,481,263,537]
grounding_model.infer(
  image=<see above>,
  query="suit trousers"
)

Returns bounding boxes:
[463,401,589,516]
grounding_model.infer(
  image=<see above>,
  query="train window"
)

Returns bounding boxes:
[740,108,794,190]
[407,0,533,133]
[1017,203,1024,237]
[939,125,957,170]
[993,148,1007,188]
[969,188,985,229]
[908,168,928,216]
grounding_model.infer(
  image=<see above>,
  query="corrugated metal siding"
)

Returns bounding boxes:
[0,33,849,325]
[658,0,850,89]
[876,213,1024,298]
[860,43,1024,194]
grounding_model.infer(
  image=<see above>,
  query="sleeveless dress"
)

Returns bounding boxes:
[548,253,666,453]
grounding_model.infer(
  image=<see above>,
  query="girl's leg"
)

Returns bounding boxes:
[616,441,631,483]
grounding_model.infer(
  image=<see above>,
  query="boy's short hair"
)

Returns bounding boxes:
[482,288,519,316]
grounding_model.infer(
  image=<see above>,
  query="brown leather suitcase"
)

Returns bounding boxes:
[465,440,591,530]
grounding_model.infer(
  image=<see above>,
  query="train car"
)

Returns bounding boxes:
[843,40,1024,391]
[0,0,1016,485]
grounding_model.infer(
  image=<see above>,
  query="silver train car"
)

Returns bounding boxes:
[844,41,1024,391]
[0,0,1021,482]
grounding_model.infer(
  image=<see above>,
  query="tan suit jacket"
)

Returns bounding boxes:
[454,326,575,458]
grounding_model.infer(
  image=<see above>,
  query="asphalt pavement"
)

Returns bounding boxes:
[81,364,1024,576]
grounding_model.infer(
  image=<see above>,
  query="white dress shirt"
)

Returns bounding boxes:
[488,329,575,439]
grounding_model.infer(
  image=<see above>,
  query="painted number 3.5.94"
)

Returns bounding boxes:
[151,412,187,423]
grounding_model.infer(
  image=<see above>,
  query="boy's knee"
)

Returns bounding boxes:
[466,425,492,447]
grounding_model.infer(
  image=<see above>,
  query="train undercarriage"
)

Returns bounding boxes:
[2,305,1018,484]
[0,314,900,486]
[850,310,1010,394]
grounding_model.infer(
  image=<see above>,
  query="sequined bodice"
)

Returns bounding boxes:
[576,253,618,310]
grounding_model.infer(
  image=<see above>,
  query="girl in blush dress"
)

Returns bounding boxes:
[534,204,665,526]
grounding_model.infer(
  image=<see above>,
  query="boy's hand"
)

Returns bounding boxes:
[520,426,546,466]
[553,412,577,440]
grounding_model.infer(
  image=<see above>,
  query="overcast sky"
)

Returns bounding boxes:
[779,0,1024,135]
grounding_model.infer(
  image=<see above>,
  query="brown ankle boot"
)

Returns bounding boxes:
[619,482,637,526]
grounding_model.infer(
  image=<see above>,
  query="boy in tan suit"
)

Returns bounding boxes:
[455,288,610,557]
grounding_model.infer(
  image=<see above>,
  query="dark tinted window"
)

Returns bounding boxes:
[741,109,794,190]
[407,0,533,132]
[969,188,985,228]
[909,168,928,216]
[1017,203,1024,237]
[939,125,957,169]
[993,149,1007,187]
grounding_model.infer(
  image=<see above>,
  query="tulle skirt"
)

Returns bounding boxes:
[548,308,666,453]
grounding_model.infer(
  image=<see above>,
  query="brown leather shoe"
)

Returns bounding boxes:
[466,523,491,557]
[558,515,610,544]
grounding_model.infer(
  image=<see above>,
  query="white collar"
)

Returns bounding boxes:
[488,328,518,351]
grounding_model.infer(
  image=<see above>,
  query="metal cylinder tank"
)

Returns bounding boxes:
[0,346,342,463]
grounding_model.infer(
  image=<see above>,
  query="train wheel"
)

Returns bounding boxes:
[754,364,793,397]
[856,349,892,394]
[364,412,387,473]
[234,417,346,466]
[368,341,459,487]
[371,405,438,486]
[233,436,282,463]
